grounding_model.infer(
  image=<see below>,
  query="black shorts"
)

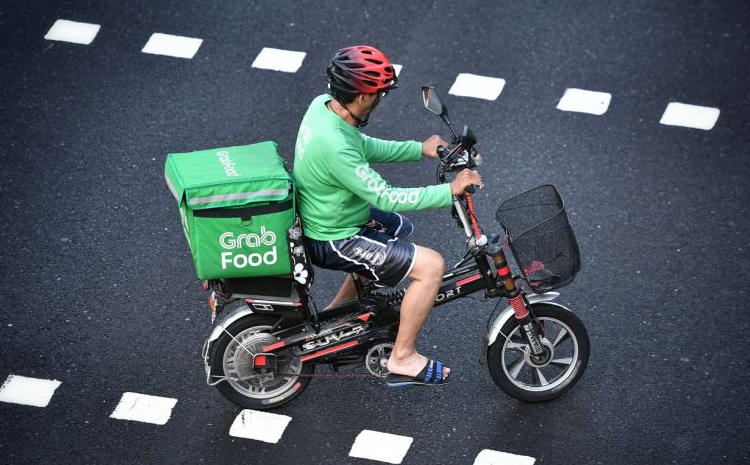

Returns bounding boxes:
[304,208,417,287]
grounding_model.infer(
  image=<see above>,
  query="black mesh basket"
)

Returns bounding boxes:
[495,185,580,293]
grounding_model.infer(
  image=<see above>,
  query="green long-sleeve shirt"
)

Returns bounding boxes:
[292,94,453,240]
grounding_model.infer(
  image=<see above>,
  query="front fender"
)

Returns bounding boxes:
[486,292,560,346]
[207,304,255,343]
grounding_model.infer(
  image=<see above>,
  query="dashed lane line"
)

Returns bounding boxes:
[349,429,414,464]
[36,22,723,131]
[660,102,720,130]
[251,47,307,73]
[44,19,101,45]
[449,73,506,101]
[229,409,293,444]
[473,449,536,465]
[0,374,61,408]
[0,373,541,463]
[141,33,203,59]
[556,88,611,115]
[109,392,178,425]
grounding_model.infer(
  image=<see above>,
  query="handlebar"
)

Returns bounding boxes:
[436,144,481,195]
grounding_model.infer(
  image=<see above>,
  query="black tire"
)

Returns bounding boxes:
[487,303,589,402]
[208,315,314,410]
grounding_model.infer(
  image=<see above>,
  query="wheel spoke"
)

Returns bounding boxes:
[553,328,571,347]
[551,357,573,366]
[534,368,549,386]
[509,356,526,379]
[507,341,527,352]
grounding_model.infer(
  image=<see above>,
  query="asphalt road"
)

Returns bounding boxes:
[1,1,749,464]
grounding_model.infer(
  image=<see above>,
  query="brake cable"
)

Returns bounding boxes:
[465,192,483,239]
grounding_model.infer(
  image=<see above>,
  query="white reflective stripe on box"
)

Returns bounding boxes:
[187,188,289,207]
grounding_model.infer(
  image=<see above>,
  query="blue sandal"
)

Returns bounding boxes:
[385,359,453,387]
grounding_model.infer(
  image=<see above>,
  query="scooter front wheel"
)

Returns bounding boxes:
[487,302,589,402]
[208,315,313,410]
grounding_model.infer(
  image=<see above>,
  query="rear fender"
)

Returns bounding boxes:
[486,292,560,346]
[202,304,256,386]
[207,304,255,343]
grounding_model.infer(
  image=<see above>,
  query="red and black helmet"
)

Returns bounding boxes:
[326,45,398,95]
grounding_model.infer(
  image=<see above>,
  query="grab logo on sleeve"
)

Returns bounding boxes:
[219,227,277,269]
[355,165,419,204]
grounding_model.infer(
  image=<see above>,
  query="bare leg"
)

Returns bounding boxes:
[325,274,368,309]
[385,246,450,379]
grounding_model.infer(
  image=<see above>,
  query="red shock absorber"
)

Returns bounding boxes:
[510,293,544,355]
[465,193,483,239]
[508,293,529,319]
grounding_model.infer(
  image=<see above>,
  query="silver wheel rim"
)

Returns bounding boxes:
[500,317,579,392]
[222,325,302,399]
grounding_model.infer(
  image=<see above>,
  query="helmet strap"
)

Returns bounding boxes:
[336,93,381,128]
[337,98,367,128]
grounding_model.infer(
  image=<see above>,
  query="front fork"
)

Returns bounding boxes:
[455,194,545,356]
[487,237,545,356]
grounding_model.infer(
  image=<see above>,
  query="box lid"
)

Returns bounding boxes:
[165,141,290,209]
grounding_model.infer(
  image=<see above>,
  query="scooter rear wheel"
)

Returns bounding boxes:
[208,315,313,410]
[487,302,589,402]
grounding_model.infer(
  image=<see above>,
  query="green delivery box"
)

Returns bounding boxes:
[165,141,294,279]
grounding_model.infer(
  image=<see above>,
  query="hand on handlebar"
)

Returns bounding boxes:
[422,135,450,159]
[450,169,483,196]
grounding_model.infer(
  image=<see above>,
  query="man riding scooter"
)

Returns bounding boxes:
[292,45,482,386]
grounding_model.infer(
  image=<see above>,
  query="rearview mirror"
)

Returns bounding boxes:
[422,86,447,117]
[422,85,458,140]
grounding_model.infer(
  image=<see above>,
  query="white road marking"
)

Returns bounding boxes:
[473,449,536,465]
[229,409,292,443]
[449,73,506,101]
[141,33,203,59]
[556,88,611,115]
[0,375,61,408]
[349,429,413,464]
[109,392,177,425]
[44,19,100,45]
[251,47,306,73]
[393,64,403,77]
[659,102,720,130]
